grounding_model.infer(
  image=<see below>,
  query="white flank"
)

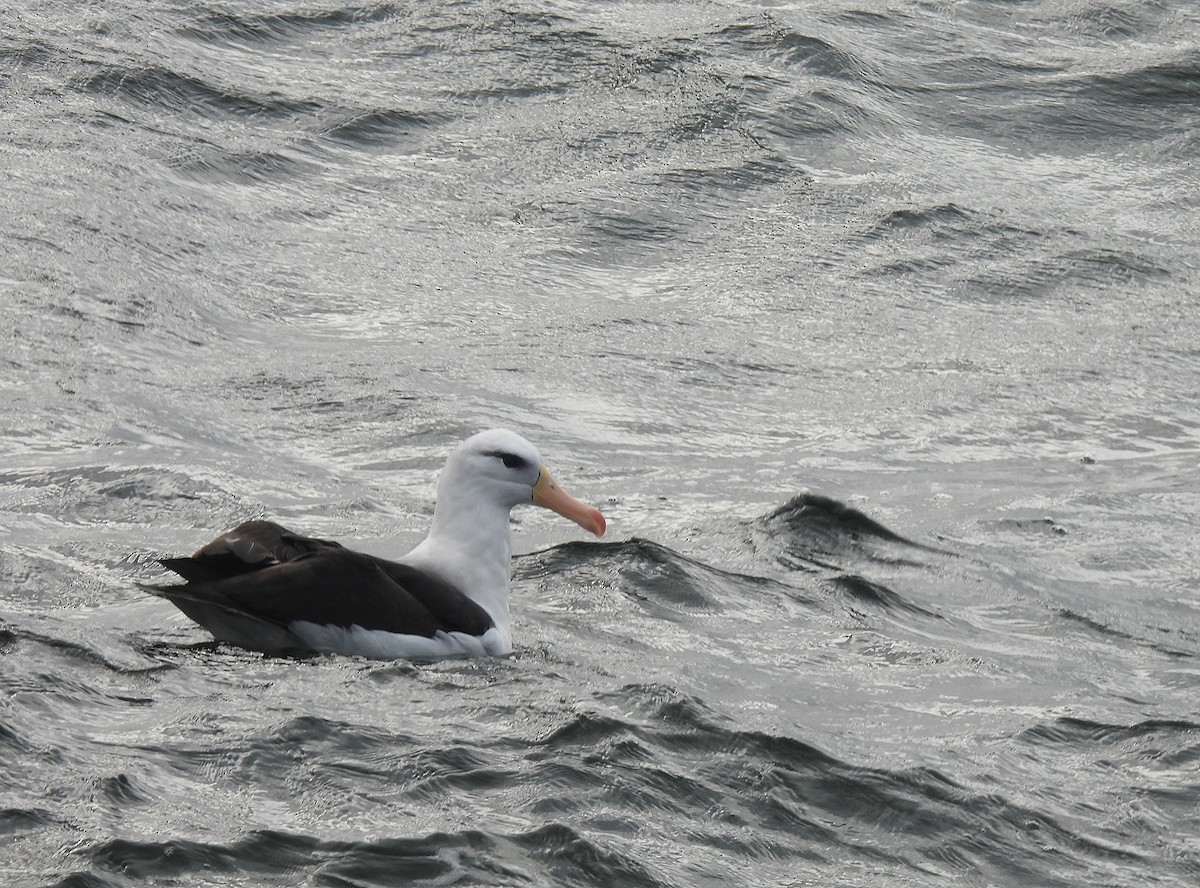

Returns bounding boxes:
[290,622,513,661]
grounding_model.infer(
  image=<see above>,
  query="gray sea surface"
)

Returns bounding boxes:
[2,1,1199,885]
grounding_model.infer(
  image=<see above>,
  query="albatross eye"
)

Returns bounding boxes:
[491,451,529,470]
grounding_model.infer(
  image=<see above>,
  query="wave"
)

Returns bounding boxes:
[0,465,228,528]
[318,108,443,150]
[1019,715,1200,747]
[0,805,58,835]
[761,492,922,547]
[178,4,400,47]
[519,537,801,617]
[754,492,949,575]
[516,493,949,634]
[71,49,442,187]
[0,715,33,756]
[829,573,944,618]
[714,18,880,84]
[1055,607,1135,641]
[846,196,1172,300]
[75,63,321,121]
[82,822,669,888]
[1079,50,1200,106]
[534,683,1153,883]
[58,681,1163,887]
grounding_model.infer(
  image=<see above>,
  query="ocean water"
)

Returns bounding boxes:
[2,0,1199,885]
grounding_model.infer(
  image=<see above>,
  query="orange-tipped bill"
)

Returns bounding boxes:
[532,466,606,537]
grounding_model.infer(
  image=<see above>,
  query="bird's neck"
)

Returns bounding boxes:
[404,484,515,633]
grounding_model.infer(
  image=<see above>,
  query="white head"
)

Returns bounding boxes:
[438,429,546,515]
[433,429,606,538]
[403,429,605,639]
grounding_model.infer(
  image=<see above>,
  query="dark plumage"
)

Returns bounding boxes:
[144,520,494,654]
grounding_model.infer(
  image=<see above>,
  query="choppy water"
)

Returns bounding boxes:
[3,0,1199,885]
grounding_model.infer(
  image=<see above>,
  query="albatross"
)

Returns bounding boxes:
[142,429,605,660]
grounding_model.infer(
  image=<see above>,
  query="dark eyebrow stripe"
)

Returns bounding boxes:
[485,450,529,468]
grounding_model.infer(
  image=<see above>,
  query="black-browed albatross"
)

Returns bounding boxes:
[142,429,606,660]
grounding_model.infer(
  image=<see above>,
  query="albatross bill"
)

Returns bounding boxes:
[533,466,606,537]
[140,429,605,661]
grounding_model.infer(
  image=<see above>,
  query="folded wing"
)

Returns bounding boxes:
[144,520,494,654]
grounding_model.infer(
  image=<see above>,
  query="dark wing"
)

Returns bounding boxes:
[144,584,304,654]
[371,558,498,637]
[146,521,494,650]
[160,520,345,584]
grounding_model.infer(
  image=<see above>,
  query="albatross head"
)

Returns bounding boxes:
[401,429,605,649]
[437,429,606,537]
